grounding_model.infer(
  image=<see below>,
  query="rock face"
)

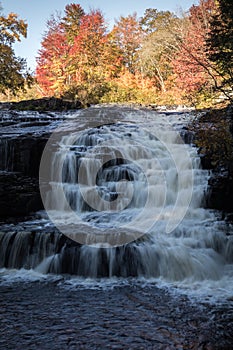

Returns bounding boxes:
[0,110,65,218]
[195,105,233,215]
[7,97,82,111]
[206,168,233,214]
[0,172,42,217]
[0,135,49,177]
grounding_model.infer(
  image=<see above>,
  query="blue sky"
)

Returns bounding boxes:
[1,0,196,71]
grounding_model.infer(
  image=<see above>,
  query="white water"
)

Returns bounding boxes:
[43,109,198,244]
[1,107,233,302]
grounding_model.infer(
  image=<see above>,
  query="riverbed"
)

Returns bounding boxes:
[0,277,233,349]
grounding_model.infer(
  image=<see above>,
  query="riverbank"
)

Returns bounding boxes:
[190,104,233,217]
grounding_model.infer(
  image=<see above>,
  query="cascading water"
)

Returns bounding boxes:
[0,106,233,297]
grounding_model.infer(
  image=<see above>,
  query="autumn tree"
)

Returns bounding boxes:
[172,0,216,99]
[62,3,84,42]
[37,1,232,105]
[66,9,117,100]
[0,6,30,95]
[110,13,143,74]
[36,14,70,96]
[206,0,233,100]
[36,4,122,102]
[138,9,180,92]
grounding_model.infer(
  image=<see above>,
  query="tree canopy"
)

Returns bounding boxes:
[206,0,233,100]
[33,0,233,105]
[36,4,122,102]
[0,5,30,95]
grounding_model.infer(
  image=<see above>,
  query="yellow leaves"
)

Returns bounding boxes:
[0,10,29,95]
[0,12,27,45]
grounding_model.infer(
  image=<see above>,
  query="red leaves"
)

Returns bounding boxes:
[35,0,222,104]
[172,0,216,94]
[70,10,107,58]
[36,22,69,95]
[35,6,121,97]
[110,13,143,73]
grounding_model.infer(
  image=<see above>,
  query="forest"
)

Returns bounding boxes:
[0,0,232,108]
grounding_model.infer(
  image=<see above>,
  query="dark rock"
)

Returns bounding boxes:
[0,136,48,177]
[180,127,195,144]
[193,104,233,214]
[206,168,233,212]
[199,153,213,170]
[0,172,43,217]
[0,111,64,218]
[8,97,82,112]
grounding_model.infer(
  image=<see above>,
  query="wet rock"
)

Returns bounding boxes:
[193,104,233,214]
[0,133,48,218]
[180,126,195,144]
[0,135,48,177]
[206,168,233,212]
[0,281,232,350]
[0,172,42,217]
[0,110,65,218]
[8,97,82,112]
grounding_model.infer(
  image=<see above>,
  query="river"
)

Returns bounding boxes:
[0,105,232,349]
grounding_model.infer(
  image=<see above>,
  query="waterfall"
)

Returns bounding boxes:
[0,138,15,171]
[0,107,233,285]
